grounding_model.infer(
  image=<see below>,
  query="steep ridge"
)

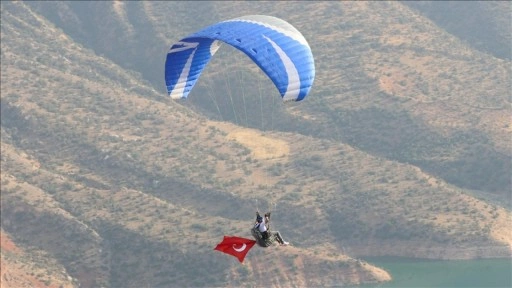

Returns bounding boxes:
[1,229,75,288]
[1,2,390,287]
[1,1,510,287]
[403,1,511,60]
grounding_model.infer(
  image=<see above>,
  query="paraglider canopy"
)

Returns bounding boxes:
[165,15,315,103]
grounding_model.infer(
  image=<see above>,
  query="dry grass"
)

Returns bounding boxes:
[1,230,75,288]
[1,1,510,286]
[225,128,290,161]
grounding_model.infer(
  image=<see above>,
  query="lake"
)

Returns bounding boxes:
[359,257,511,288]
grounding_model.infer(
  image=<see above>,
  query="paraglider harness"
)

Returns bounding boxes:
[251,212,276,247]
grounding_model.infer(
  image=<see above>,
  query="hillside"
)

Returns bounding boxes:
[403,1,512,60]
[1,1,511,288]
[26,1,511,197]
[1,229,75,288]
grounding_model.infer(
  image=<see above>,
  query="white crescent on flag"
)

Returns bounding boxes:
[233,243,247,252]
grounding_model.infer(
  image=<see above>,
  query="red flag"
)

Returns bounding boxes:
[214,236,257,263]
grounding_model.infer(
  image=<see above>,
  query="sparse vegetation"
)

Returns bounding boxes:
[1,1,510,288]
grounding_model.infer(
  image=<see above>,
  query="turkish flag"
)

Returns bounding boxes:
[214,236,257,263]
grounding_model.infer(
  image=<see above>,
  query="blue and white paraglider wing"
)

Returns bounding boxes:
[165,15,315,102]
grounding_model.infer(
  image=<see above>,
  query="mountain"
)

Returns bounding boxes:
[1,1,510,287]
[25,1,511,196]
[403,1,512,60]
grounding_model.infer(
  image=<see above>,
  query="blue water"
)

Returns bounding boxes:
[360,257,512,288]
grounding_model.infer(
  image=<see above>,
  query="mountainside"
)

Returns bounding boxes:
[403,1,512,60]
[25,1,511,196]
[1,1,511,288]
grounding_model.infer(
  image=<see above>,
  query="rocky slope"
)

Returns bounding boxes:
[1,1,510,287]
